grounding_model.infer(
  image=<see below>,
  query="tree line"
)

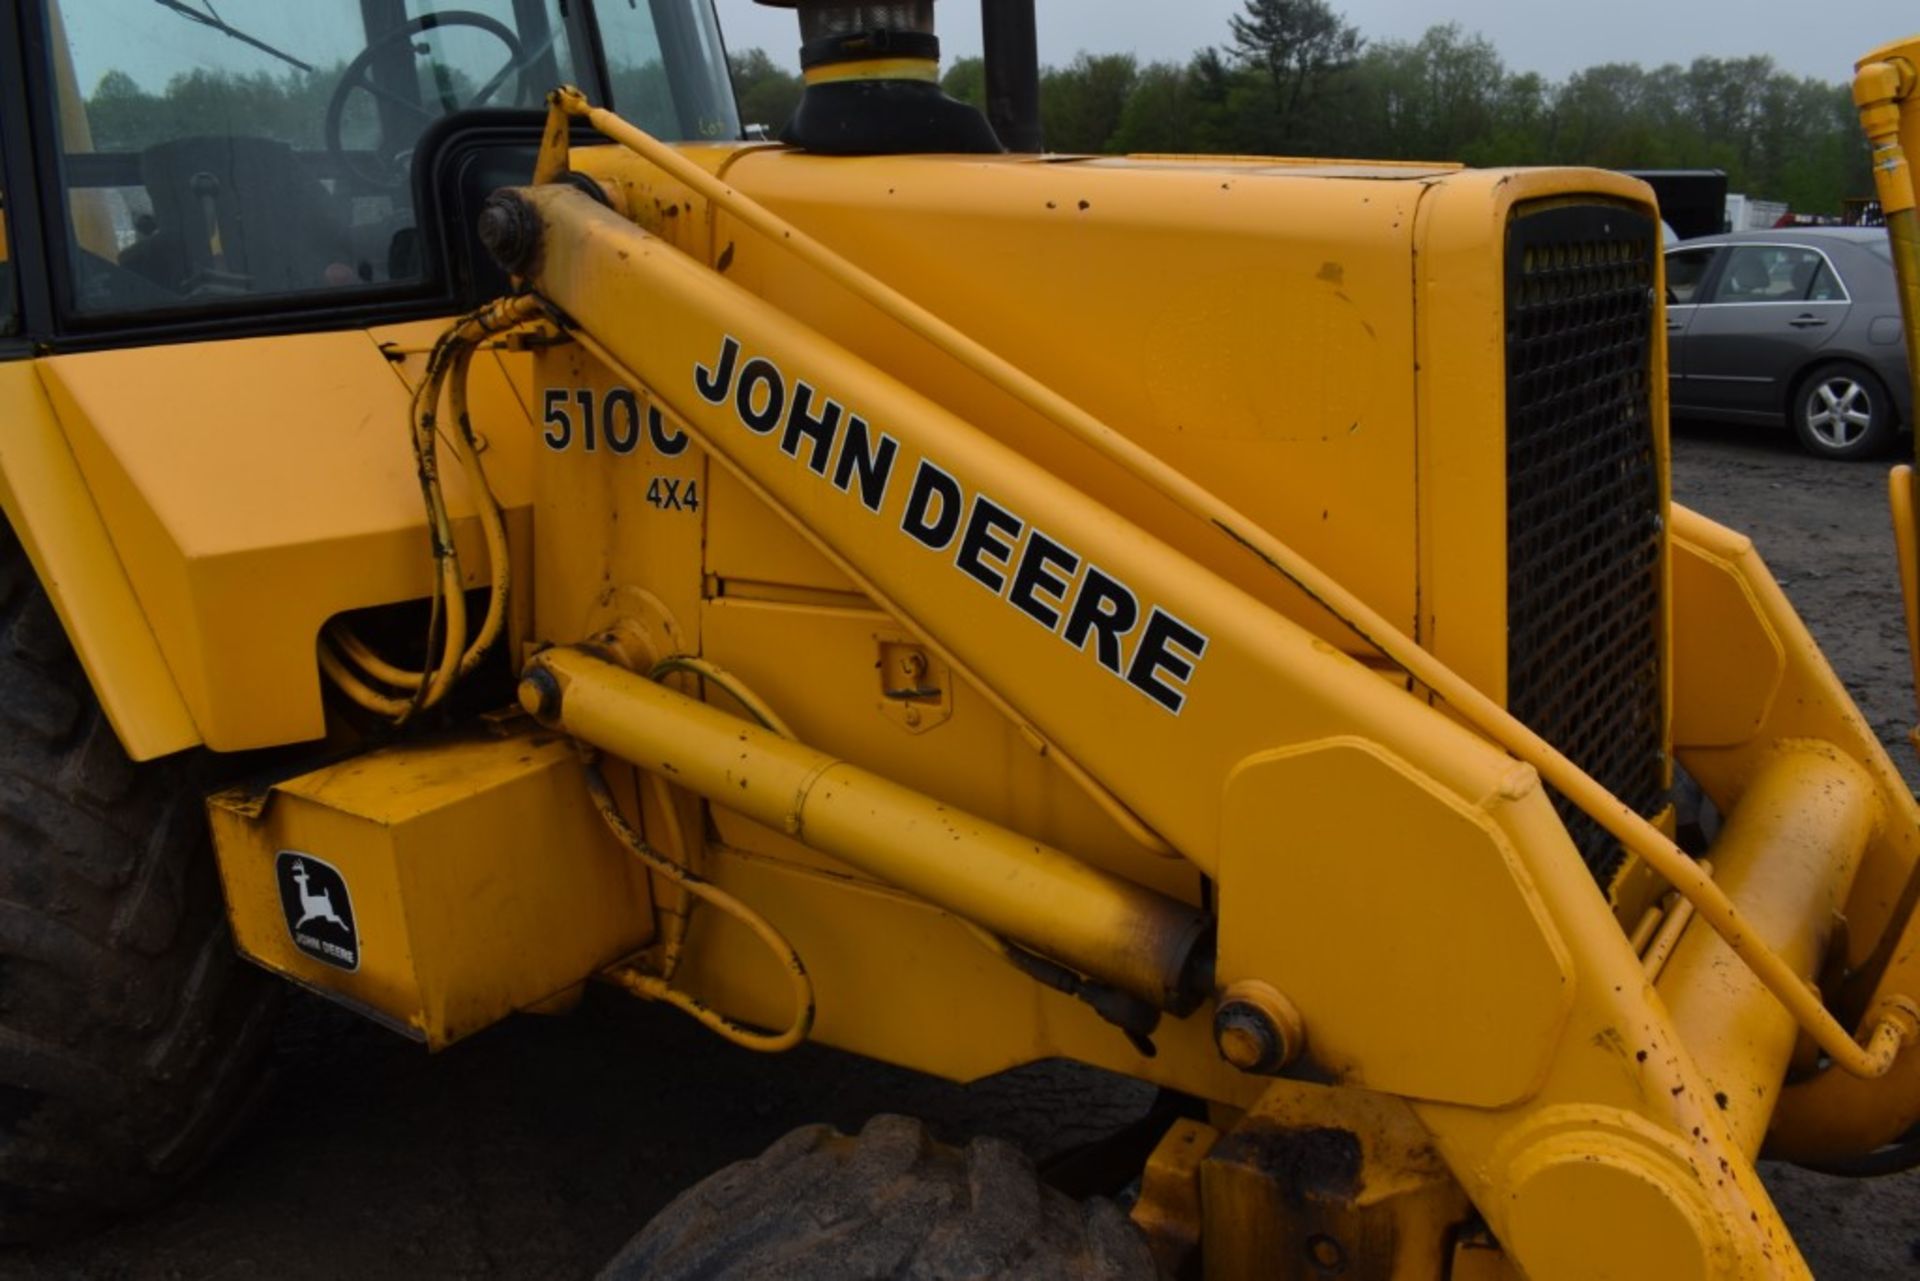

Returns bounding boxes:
[733,0,1869,214]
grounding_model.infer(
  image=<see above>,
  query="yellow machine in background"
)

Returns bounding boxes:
[9,1,1920,1276]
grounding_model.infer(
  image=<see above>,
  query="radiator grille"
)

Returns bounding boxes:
[1505,202,1666,885]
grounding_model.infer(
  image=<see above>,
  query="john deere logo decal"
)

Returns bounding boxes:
[276,852,359,972]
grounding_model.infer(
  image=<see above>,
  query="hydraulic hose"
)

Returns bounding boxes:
[642,654,795,983]
[584,753,816,1055]
[318,296,540,722]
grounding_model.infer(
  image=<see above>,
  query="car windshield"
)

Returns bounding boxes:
[46,0,736,316]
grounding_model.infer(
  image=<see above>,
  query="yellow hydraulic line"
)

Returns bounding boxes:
[408,333,471,714]
[548,90,1919,1076]
[1772,896,1920,1159]
[644,770,698,981]
[522,646,1209,1010]
[326,622,424,690]
[320,297,540,719]
[1627,901,1664,955]
[446,344,513,679]
[316,641,414,718]
[650,654,799,739]
[417,301,539,701]
[644,654,791,982]
[583,758,815,1053]
[1640,874,1704,984]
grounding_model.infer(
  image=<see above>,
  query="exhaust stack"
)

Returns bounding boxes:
[754,0,1003,153]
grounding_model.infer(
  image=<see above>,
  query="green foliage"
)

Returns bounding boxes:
[85,66,350,152]
[1041,54,1141,153]
[729,48,802,134]
[1226,0,1364,150]
[1040,0,1869,211]
[943,57,987,111]
[607,62,679,134]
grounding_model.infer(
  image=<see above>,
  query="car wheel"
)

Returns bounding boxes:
[1791,362,1897,461]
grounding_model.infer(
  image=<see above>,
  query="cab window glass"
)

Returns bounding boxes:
[1665,249,1714,304]
[48,1,580,315]
[1709,245,1827,304]
[597,0,741,140]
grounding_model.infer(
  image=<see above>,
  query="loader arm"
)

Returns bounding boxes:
[452,105,1920,1274]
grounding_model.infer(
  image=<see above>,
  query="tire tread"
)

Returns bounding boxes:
[601,1114,1161,1281]
[0,520,277,1241]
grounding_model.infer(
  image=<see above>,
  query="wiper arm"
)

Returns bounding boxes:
[149,0,316,74]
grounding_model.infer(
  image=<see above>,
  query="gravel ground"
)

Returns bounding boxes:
[4,418,1920,1279]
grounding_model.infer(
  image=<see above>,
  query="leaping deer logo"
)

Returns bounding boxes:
[289,860,348,932]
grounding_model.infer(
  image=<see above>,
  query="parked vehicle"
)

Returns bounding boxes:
[1665,228,1911,459]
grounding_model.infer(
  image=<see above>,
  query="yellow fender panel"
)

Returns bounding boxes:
[0,361,197,760]
[33,325,535,753]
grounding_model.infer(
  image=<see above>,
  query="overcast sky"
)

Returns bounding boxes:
[712,0,1916,84]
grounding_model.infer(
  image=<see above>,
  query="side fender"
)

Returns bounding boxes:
[0,361,198,760]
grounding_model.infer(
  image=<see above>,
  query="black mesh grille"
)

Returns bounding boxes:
[1505,202,1666,885]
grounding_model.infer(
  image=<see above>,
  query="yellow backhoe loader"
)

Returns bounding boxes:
[6,2,1920,1275]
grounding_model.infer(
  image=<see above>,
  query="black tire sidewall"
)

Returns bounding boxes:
[0,520,278,1241]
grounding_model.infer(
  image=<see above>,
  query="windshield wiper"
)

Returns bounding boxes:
[149,0,316,74]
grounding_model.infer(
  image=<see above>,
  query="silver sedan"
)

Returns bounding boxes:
[1664,228,1912,460]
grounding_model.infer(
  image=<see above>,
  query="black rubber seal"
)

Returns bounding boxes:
[800,30,940,69]
[783,79,1002,155]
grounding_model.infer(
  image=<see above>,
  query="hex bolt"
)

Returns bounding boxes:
[1307,1233,1346,1275]
[1213,980,1305,1075]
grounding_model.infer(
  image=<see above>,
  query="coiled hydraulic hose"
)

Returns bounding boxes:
[640,654,797,985]
[584,740,815,1055]
[319,297,540,722]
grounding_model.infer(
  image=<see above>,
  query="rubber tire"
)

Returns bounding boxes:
[0,521,279,1241]
[1790,361,1898,461]
[600,1114,1163,1280]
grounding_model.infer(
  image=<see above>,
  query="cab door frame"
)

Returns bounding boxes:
[0,2,50,358]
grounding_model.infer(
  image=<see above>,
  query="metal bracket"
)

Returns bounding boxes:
[875,636,950,733]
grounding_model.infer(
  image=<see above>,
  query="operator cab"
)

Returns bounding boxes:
[0,1,738,342]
